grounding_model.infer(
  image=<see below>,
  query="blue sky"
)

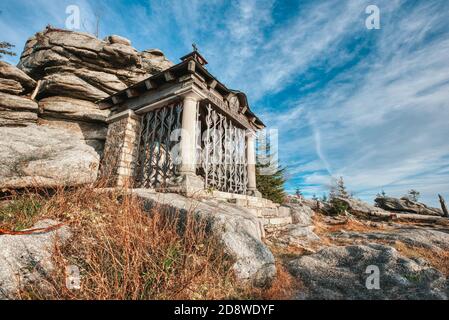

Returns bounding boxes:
[1,0,449,206]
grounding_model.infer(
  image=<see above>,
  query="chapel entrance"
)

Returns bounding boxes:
[134,102,183,188]
[197,103,248,195]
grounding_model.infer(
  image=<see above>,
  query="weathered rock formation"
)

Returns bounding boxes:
[288,244,449,300]
[0,27,173,189]
[375,196,444,216]
[331,225,449,251]
[288,201,315,225]
[0,61,36,95]
[134,190,276,287]
[0,62,38,127]
[18,28,172,101]
[0,92,38,126]
[0,125,100,189]
[0,220,71,299]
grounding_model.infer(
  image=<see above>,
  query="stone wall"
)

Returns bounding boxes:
[99,112,141,187]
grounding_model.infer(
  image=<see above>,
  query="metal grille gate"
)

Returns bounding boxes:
[135,103,183,188]
[200,104,248,194]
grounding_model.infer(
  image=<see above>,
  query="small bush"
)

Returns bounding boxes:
[328,198,349,216]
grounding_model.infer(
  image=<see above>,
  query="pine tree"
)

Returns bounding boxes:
[0,41,16,59]
[376,189,387,198]
[255,133,286,204]
[295,188,303,198]
[328,176,350,215]
[336,176,349,199]
[321,193,328,202]
[256,164,286,204]
[406,189,420,202]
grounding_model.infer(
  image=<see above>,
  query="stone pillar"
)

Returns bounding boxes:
[100,110,141,187]
[246,132,261,197]
[179,93,199,174]
[178,92,204,195]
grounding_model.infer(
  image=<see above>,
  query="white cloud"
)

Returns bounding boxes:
[266,0,449,206]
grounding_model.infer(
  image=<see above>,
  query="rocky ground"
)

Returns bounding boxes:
[1,190,448,300]
[267,198,449,300]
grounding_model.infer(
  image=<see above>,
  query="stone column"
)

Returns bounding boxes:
[178,92,204,195]
[179,93,199,174]
[246,132,261,197]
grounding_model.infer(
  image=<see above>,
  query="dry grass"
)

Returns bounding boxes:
[2,186,243,300]
[394,241,449,276]
[251,263,301,300]
[0,191,43,231]
[2,185,296,300]
[313,214,384,234]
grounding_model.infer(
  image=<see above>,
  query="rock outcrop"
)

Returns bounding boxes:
[0,125,100,189]
[0,27,173,189]
[0,220,71,299]
[134,190,276,287]
[18,27,172,100]
[0,61,36,95]
[288,244,449,300]
[332,196,392,218]
[331,226,449,251]
[288,202,315,225]
[375,196,444,216]
[0,92,38,126]
[0,62,38,127]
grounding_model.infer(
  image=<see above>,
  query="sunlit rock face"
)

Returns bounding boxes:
[0,27,173,189]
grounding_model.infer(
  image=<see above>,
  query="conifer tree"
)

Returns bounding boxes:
[256,163,286,204]
[0,41,16,59]
[255,133,286,204]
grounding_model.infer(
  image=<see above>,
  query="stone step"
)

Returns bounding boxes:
[225,198,279,209]
[263,216,293,226]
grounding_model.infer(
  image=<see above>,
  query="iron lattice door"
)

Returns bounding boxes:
[200,104,248,194]
[135,103,183,188]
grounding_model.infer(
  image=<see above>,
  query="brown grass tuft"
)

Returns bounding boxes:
[249,262,301,300]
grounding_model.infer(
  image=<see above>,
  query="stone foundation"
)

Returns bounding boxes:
[99,110,141,186]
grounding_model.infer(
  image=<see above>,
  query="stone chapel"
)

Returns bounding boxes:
[98,50,265,198]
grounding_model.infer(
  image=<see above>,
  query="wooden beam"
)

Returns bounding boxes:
[187,60,196,73]
[98,102,112,110]
[208,79,217,89]
[145,79,156,90]
[31,80,41,101]
[111,95,124,105]
[164,71,175,82]
[126,88,139,98]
